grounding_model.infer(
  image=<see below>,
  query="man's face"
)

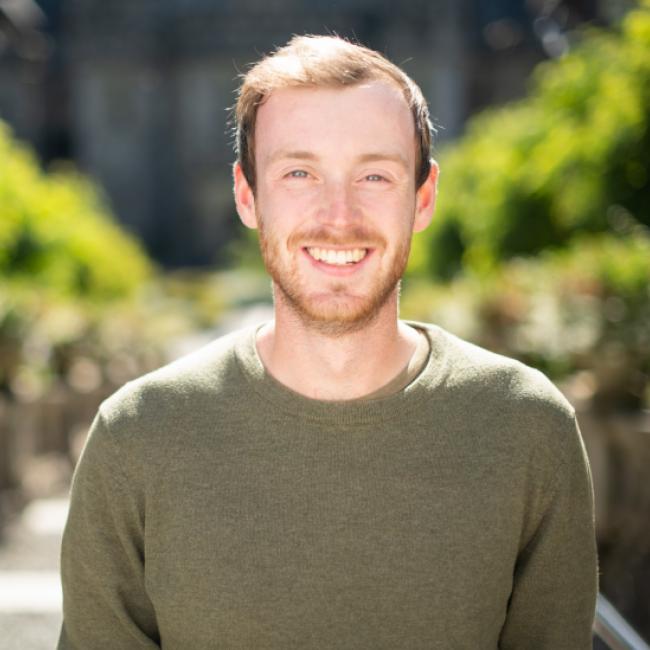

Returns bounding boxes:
[235,80,436,335]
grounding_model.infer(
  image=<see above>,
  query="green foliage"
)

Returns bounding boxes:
[0,121,152,301]
[409,5,650,279]
[0,121,161,398]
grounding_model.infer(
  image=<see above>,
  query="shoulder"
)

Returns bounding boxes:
[72,326,259,492]
[415,322,579,457]
[97,326,251,440]
[418,323,572,408]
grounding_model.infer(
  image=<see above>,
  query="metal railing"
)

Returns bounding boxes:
[594,593,650,650]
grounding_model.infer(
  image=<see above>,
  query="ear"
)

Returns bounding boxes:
[412,159,439,233]
[233,162,258,229]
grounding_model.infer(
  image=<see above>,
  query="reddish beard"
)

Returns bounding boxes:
[257,216,411,336]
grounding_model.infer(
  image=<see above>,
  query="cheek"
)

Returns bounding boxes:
[358,190,414,223]
[358,181,413,204]
[260,185,320,218]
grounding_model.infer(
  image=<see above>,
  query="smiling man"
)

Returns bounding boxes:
[234,75,435,399]
[59,36,598,649]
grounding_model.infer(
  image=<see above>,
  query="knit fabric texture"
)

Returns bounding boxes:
[58,322,598,649]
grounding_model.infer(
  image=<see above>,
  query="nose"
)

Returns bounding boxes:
[317,181,359,227]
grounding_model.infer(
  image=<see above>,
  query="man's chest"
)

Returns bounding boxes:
[142,422,527,649]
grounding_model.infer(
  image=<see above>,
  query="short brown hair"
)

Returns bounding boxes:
[234,35,433,193]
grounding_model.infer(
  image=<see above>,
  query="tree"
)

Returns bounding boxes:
[408,3,650,280]
[0,121,152,301]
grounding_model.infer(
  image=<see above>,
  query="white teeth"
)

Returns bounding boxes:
[306,247,367,265]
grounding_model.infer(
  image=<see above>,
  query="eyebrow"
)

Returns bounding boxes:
[266,150,317,165]
[357,152,410,168]
[266,150,410,169]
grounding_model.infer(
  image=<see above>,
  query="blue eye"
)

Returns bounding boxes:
[288,170,308,178]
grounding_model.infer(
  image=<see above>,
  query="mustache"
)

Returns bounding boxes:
[286,225,385,249]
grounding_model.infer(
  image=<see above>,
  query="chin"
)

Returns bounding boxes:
[298,310,380,337]
[283,291,393,337]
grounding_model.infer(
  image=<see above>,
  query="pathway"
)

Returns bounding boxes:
[0,497,68,649]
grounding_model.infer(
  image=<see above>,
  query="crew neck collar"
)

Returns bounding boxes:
[233,321,450,425]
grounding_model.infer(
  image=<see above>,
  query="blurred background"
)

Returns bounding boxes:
[0,0,648,647]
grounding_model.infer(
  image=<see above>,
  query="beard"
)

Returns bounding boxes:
[257,214,412,337]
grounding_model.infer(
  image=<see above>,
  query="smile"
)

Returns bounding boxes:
[305,247,368,266]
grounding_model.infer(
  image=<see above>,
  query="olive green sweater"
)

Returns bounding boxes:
[58,323,597,649]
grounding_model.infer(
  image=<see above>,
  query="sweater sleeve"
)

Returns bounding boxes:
[58,410,160,649]
[499,413,598,650]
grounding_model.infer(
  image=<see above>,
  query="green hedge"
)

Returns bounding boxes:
[0,121,158,396]
[0,121,152,301]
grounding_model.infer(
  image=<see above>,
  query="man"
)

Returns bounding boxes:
[58,35,598,649]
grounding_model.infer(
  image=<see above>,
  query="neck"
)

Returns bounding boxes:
[256,289,420,400]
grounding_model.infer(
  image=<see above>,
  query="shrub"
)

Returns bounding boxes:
[0,120,158,397]
[0,121,152,301]
[409,4,650,280]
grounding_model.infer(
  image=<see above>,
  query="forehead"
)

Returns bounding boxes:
[255,81,416,164]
